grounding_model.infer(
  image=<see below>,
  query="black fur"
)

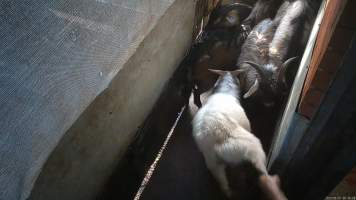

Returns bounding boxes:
[237,0,316,106]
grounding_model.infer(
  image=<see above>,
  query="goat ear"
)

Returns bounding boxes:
[208,69,226,76]
[243,79,259,99]
[231,69,246,76]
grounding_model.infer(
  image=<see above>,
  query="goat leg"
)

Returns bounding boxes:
[193,85,202,108]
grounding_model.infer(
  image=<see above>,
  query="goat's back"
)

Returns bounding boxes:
[196,94,267,173]
[238,19,276,66]
[193,94,250,137]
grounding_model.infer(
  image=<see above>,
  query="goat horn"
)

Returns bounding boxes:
[217,3,253,18]
[243,61,268,82]
[222,3,253,18]
[229,3,253,10]
[208,69,226,76]
[278,57,298,86]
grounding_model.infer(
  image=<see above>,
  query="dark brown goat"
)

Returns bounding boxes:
[192,40,239,107]
[191,1,253,107]
[237,0,313,107]
[201,1,253,47]
[206,1,253,31]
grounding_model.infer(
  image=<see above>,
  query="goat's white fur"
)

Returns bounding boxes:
[192,92,267,197]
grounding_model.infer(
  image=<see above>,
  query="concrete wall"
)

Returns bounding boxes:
[29,1,196,200]
[0,0,196,199]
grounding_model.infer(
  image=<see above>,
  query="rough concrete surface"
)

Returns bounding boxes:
[0,0,196,199]
[29,1,197,200]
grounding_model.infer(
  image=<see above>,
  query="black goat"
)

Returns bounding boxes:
[242,0,283,28]
[237,0,313,106]
[240,0,319,40]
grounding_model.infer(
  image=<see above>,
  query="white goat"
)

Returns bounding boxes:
[192,69,287,200]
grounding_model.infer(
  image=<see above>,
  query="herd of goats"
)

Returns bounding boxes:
[185,0,321,199]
